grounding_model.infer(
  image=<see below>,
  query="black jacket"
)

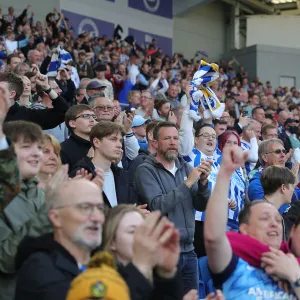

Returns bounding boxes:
[60,134,91,173]
[70,156,138,207]
[15,234,182,300]
[57,79,76,105]
[128,148,151,185]
[15,234,80,300]
[5,96,69,130]
[279,130,292,153]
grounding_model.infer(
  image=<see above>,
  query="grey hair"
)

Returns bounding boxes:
[88,93,106,108]
[14,63,29,75]
[44,182,67,211]
[243,119,260,132]
[258,138,284,165]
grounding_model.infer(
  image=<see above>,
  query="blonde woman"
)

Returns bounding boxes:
[101,204,211,300]
[38,134,61,189]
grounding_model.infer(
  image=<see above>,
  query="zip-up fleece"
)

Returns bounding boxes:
[135,155,210,253]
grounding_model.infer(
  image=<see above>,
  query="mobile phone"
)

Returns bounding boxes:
[125,107,135,116]
[242,110,248,117]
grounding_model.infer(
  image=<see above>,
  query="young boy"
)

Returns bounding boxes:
[0,120,52,300]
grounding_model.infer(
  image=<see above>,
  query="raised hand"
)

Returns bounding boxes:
[261,247,300,284]
[239,114,250,128]
[45,165,69,197]
[185,166,202,188]
[228,199,237,211]
[123,112,134,133]
[167,111,177,124]
[221,146,248,175]
[36,73,50,90]
[132,212,179,280]
[198,159,212,185]
[136,204,151,215]
[156,222,180,275]
[132,211,162,279]
[30,64,39,74]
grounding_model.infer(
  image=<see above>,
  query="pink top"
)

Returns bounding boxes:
[226,231,300,268]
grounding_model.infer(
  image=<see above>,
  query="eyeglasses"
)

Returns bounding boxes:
[265,149,287,155]
[74,114,98,120]
[197,133,217,140]
[54,202,106,217]
[94,105,114,112]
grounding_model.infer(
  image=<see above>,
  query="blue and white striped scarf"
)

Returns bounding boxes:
[47,46,73,77]
[190,60,225,119]
[183,149,220,222]
[217,155,245,226]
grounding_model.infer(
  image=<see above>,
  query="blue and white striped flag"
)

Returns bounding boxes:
[190,60,225,119]
[47,46,72,77]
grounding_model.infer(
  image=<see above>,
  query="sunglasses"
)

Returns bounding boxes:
[265,149,287,155]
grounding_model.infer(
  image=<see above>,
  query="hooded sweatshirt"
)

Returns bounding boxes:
[135,155,210,253]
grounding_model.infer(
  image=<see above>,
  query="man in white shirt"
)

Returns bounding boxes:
[70,121,138,207]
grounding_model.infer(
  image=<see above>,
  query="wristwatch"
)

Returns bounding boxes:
[291,274,300,289]
[44,87,52,94]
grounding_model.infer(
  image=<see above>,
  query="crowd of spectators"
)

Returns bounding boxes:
[2,4,300,300]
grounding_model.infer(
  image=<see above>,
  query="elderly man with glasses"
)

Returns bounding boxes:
[15,177,184,300]
[248,138,300,213]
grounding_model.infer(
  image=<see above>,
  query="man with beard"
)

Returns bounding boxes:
[135,121,211,295]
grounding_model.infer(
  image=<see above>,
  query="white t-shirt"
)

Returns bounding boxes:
[168,163,178,177]
[102,168,118,207]
[5,40,18,54]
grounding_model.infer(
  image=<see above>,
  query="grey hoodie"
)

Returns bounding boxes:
[135,155,210,253]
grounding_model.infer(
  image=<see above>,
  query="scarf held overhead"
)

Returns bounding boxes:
[190,60,225,119]
[47,46,72,77]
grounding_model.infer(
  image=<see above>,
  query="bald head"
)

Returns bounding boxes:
[28,50,41,64]
[278,111,289,126]
[46,179,103,210]
[47,179,105,251]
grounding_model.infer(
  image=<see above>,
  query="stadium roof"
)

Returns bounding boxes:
[238,0,300,15]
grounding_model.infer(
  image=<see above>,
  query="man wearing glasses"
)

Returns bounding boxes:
[91,96,140,164]
[248,138,300,211]
[60,104,98,172]
[15,179,106,299]
[183,124,219,258]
